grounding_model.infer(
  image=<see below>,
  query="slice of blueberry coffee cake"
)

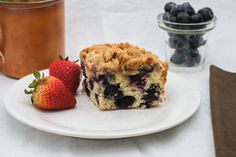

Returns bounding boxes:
[80,43,168,110]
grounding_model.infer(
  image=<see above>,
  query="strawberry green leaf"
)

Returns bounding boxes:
[33,71,41,80]
[29,80,38,88]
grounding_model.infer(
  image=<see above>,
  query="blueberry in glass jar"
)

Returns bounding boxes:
[191,13,204,23]
[164,2,176,12]
[161,2,215,69]
[185,56,195,67]
[168,35,189,50]
[175,36,190,50]
[182,2,195,16]
[188,35,206,48]
[177,12,191,23]
[163,12,177,22]
[176,4,185,12]
[188,49,201,63]
[198,7,214,22]
[170,50,185,65]
[184,48,202,66]
[170,5,180,16]
[168,37,176,49]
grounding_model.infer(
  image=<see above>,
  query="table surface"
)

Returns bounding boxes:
[1,0,235,156]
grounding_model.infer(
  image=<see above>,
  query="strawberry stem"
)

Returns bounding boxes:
[59,55,64,60]
[59,55,69,61]
[74,59,80,63]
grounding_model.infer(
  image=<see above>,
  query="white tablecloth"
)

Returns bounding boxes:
[1,0,235,156]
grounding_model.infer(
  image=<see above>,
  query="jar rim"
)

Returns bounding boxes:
[157,13,217,34]
[0,0,58,5]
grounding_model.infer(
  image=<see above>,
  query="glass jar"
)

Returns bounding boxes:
[157,13,217,72]
[0,0,64,78]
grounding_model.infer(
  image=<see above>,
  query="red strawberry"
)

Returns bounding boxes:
[49,56,81,95]
[25,71,76,110]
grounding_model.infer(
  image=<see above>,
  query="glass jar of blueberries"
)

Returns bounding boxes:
[158,2,217,72]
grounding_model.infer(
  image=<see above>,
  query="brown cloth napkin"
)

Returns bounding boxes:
[210,65,236,157]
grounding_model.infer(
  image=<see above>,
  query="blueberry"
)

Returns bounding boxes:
[95,93,99,104]
[142,85,160,102]
[198,7,214,21]
[188,49,201,64]
[83,79,90,96]
[104,84,120,99]
[195,53,201,64]
[184,49,202,66]
[189,49,199,57]
[139,66,153,73]
[176,4,185,12]
[147,84,160,94]
[98,74,114,86]
[115,96,136,109]
[129,73,142,83]
[140,102,152,109]
[89,80,94,90]
[137,79,146,87]
[170,5,179,16]
[168,37,176,49]
[129,73,146,87]
[177,12,191,23]
[191,13,204,23]
[164,2,176,12]
[114,90,124,100]
[169,35,190,50]
[163,12,177,22]
[189,35,205,48]
[175,38,190,50]
[163,12,170,21]
[169,15,177,23]
[168,33,175,38]
[185,56,195,67]
[170,50,185,64]
[81,63,87,78]
[182,2,195,15]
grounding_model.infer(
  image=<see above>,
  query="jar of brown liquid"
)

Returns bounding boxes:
[0,0,64,78]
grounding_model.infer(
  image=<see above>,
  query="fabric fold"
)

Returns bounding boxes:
[210,65,236,157]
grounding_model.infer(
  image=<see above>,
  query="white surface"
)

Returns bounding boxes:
[0,0,235,156]
[4,70,201,139]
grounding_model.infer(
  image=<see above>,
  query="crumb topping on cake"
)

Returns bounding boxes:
[80,43,168,75]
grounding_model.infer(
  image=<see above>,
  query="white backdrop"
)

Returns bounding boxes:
[0,0,236,156]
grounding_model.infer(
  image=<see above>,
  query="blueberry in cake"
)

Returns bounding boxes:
[80,43,168,110]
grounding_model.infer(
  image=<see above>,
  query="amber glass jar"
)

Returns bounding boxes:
[0,0,64,78]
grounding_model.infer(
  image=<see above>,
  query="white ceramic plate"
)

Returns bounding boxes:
[4,70,201,139]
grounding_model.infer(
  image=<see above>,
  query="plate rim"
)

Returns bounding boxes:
[4,70,201,139]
